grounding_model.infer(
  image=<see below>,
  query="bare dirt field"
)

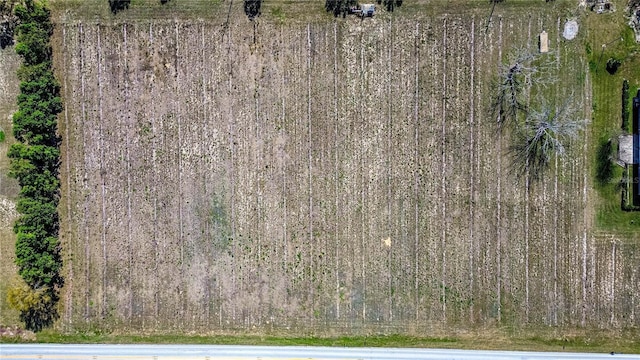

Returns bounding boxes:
[43,0,640,334]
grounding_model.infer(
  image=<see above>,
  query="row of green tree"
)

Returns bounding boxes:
[6,0,64,332]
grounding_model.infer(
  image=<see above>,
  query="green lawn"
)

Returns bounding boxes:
[11,328,634,354]
[585,0,640,234]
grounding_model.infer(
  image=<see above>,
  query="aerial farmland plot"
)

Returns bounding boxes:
[1,0,639,339]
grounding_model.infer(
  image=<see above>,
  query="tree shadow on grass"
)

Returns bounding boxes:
[596,138,614,187]
[109,0,130,14]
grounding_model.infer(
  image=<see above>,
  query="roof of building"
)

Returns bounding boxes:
[619,134,634,165]
[361,4,375,11]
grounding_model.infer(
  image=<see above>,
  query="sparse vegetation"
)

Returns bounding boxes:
[270,6,284,21]
[7,0,62,332]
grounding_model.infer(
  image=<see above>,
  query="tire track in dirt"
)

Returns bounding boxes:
[496,16,502,324]
[333,21,340,321]
[552,17,560,326]
[55,13,633,331]
[306,23,314,316]
[439,17,447,324]
[123,23,133,326]
[412,20,420,322]
[61,25,74,325]
[96,24,108,321]
[148,22,159,327]
[468,17,476,324]
[78,22,91,322]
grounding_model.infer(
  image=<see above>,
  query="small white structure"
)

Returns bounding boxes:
[360,3,375,17]
[539,31,549,53]
[563,20,579,40]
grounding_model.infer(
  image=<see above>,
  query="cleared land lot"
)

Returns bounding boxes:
[49,1,640,334]
[0,46,22,327]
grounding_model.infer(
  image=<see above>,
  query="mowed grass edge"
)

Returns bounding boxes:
[1,328,631,354]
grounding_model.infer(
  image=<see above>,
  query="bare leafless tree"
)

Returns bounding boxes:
[492,47,557,132]
[511,96,587,181]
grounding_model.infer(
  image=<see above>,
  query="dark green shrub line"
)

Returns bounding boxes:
[6,0,63,332]
[618,80,640,211]
[620,165,640,211]
[622,79,629,132]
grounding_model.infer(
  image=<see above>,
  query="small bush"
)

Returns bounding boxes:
[606,58,622,75]
[109,0,130,14]
[244,0,261,19]
[6,277,59,332]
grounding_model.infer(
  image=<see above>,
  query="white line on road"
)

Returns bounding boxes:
[0,344,637,360]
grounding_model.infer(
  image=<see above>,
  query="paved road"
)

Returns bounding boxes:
[0,344,637,360]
